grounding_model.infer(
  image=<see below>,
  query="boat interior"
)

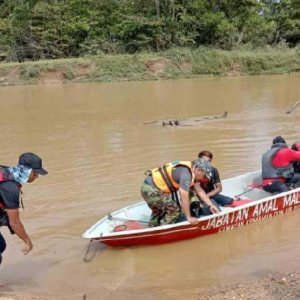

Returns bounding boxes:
[121,170,271,221]
[83,170,275,238]
[217,170,270,214]
[222,170,270,201]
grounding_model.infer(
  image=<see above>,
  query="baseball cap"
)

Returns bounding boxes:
[272,136,286,145]
[193,158,212,179]
[19,152,48,175]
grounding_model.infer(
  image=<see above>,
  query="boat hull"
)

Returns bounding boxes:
[96,190,300,247]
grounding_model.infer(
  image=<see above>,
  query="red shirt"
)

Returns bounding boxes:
[199,176,210,189]
[263,147,300,185]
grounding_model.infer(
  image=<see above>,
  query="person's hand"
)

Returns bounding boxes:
[210,205,220,214]
[22,240,33,255]
[187,216,199,225]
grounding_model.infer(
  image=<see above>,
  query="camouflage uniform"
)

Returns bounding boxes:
[141,181,181,227]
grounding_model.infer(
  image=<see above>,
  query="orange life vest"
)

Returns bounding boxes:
[151,161,195,193]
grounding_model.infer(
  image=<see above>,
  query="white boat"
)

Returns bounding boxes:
[82,170,300,246]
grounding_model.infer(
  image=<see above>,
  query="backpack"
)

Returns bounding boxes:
[0,167,16,234]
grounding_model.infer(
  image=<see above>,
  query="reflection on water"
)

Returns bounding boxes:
[0,75,300,299]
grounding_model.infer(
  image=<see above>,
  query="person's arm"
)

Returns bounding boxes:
[286,149,300,162]
[6,209,33,255]
[206,182,222,198]
[194,183,220,214]
[178,187,199,225]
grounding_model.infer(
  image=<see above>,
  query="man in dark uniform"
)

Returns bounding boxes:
[0,153,48,267]
[262,136,300,194]
[198,150,233,206]
[189,151,233,217]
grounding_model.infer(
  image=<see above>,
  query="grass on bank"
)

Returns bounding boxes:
[0,46,300,86]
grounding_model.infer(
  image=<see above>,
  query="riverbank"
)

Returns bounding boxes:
[0,292,51,300]
[1,272,300,300]
[0,47,300,86]
[200,272,300,300]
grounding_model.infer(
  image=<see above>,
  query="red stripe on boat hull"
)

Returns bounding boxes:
[96,191,300,247]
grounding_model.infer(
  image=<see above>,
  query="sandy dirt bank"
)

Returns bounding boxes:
[0,292,51,300]
[200,272,300,300]
[1,272,300,300]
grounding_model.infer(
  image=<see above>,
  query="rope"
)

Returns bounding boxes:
[234,186,257,198]
[83,234,102,263]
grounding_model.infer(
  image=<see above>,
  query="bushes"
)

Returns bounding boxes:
[0,0,300,62]
[19,65,41,79]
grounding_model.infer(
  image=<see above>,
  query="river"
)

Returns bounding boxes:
[0,75,300,300]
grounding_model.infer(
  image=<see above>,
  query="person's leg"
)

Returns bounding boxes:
[211,194,234,206]
[141,182,164,227]
[141,182,181,227]
[0,231,6,266]
[290,173,300,183]
[201,199,220,216]
[159,195,181,226]
[263,181,289,194]
[286,173,300,189]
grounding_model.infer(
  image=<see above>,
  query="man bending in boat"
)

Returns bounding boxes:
[141,158,220,227]
[262,136,300,194]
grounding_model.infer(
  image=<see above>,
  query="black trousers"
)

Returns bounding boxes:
[263,173,300,194]
[190,198,221,217]
[0,231,6,266]
[201,199,220,216]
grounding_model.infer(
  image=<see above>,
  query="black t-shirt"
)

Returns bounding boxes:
[0,181,21,209]
[201,167,221,193]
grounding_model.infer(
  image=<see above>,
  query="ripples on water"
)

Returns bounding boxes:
[0,75,300,299]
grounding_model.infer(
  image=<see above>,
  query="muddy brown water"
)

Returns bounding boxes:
[1,75,300,300]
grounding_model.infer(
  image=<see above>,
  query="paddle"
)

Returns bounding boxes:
[107,213,149,224]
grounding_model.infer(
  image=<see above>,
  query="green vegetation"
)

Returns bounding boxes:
[0,0,300,86]
[1,46,300,86]
[0,0,300,62]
